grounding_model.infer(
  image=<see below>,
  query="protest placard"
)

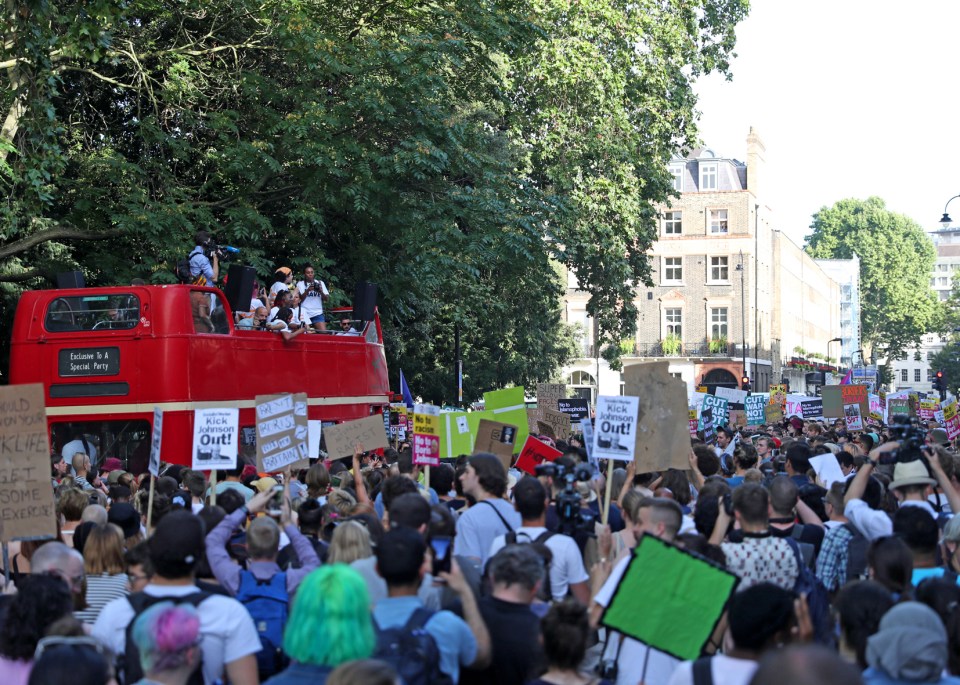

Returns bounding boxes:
[557,398,590,421]
[600,534,739,661]
[701,394,729,426]
[809,453,846,490]
[308,420,322,460]
[879,389,887,410]
[484,387,528,454]
[474,419,518,471]
[592,396,640,461]
[744,395,766,425]
[149,407,163,477]
[688,409,699,438]
[920,400,938,421]
[439,411,474,460]
[255,393,310,472]
[412,403,441,467]
[580,418,595,463]
[515,436,562,475]
[728,409,747,430]
[540,408,572,440]
[526,408,542,434]
[764,404,783,424]
[192,407,239,470]
[944,401,960,441]
[701,408,716,445]
[800,398,824,420]
[769,385,787,409]
[0,384,57,541]
[323,415,390,459]
[888,398,910,419]
[537,383,566,412]
[844,403,863,431]
[622,363,690,471]
[935,410,946,427]
[715,387,748,405]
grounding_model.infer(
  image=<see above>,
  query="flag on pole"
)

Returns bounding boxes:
[400,369,415,410]
[840,369,852,385]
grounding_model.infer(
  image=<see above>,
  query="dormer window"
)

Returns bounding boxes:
[670,164,684,192]
[700,162,717,190]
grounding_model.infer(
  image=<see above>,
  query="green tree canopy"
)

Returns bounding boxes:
[805,197,940,359]
[1,0,748,401]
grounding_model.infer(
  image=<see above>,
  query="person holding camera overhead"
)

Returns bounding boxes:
[296,264,330,332]
[188,231,220,333]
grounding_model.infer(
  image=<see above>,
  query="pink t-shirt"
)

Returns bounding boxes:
[0,657,32,685]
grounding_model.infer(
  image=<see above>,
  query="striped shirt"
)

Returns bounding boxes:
[76,573,129,625]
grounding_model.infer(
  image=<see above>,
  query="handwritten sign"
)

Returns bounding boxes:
[0,384,57,541]
[715,387,748,405]
[324,415,390,460]
[474,419,518,472]
[149,407,163,477]
[540,408,572,440]
[515,436,563,476]
[412,403,441,467]
[256,393,309,472]
[537,383,566,412]
[593,396,640,462]
[192,408,239,470]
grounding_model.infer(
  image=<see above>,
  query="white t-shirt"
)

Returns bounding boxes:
[488,526,589,600]
[667,655,758,685]
[594,556,678,685]
[92,583,261,685]
[297,279,329,318]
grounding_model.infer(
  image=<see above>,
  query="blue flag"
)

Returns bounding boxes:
[400,369,415,410]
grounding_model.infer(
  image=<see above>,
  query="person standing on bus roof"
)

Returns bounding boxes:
[269,267,293,307]
[296,264,330,333]
[189,231,219,286]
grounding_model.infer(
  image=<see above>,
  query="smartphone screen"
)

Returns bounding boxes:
[430,536,452,576]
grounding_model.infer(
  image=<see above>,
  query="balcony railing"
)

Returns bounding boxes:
[579,341,755,359]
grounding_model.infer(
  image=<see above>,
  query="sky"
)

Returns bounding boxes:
[693,1,960,246]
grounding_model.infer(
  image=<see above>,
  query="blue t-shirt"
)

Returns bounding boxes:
[372,596,477,683]
[912,567,959,586]
[454,498,522,567]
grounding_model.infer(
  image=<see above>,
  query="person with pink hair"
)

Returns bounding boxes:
[129,602,201,685]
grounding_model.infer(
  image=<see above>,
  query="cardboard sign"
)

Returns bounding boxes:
[728,409,747,430]
[537,383,566,412]
[745,395,766,425]
[256,393,309,472]
[764,404,783,424]
[515,436,562,476]
[557,398,590,421]
[323,415,390,459]
[474,419,518,471]
[192,408,239,470]
[593,396,640,461]
[715,387,748,405]
[623,362,691,471]
[0,384,57,541]
[701,395,729,426]
[800,399,824,420]
[412,403,441,467]
[149,407,163,477]
[307,420,322,460]
[484,387,529,454]
[844,403,863,431]
[944,401,960,441]
[537,420,556,438]
[439,411,474,460]
[540,408,572,440]
[526,408,543,434]
[823,384,870,418]
[769,385,787,408]
[600,534,739,661]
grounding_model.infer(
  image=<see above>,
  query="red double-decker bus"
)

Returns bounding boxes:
[9,284,390,472]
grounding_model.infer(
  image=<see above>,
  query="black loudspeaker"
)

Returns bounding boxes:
[224,264,257,314]
[56,271,85,289]
[353,281,378,322]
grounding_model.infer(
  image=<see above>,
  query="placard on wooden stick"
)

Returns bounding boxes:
[324,415,390,460]
[0,384,57,541]
[256,393,310,472]
[473,419,518,471]
[623,362,691,472]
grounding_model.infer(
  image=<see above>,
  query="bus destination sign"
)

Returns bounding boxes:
[58,347,121,377]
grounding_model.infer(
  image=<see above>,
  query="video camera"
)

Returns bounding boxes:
[535,460,595,536]
[881,415,927,465]
[201,237,240,262]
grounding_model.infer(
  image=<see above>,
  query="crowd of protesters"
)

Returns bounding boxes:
[4,409,960,685]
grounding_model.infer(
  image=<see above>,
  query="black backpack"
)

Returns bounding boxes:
[505,530,556,602]
[122,590,210,685]
[785,538,834,647]
[175,248,203,284]
[373,607,453,685]
[843,522,869,581]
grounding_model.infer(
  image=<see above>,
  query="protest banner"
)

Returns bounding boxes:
[255,393,309,472]
[540,408,572,441]
[744,395,766,426]
[484,387,528,454]
[866,412,883,427]
[192,407,239,470]
[701,394,729,426]
[888,398,910,419]
[0,384,57,542]
[620,363,690,471]
[412,403,441,467]
[800,398,824,420]
[919,400,938,421]
[474,419,519,471]
[557,398,590,421]
[600,534,738,661]
[537,383,566,412]
[149,407,163,477]
[764,403,783,424]
[769,385,787,409]
[715,386,748,405]
[688,409,699,438]
[323,415,390,459]
[844,404,864,431]
[944,401,960,441]
[515,436,562,476]
[593,396,640,461]
[439,411,474,460]
[809,453,846,490]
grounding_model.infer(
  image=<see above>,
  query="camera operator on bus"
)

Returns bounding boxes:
[188,231,219,333]
[296,264,330,332]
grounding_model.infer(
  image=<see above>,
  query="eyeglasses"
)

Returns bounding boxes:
[34,636,108,660]
[128,572,150,585]
[43,569,85,592]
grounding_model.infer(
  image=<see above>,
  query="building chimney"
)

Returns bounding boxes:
[746,127,765,197]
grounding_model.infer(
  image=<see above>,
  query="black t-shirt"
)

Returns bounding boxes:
[769,521,825,556]
[277,534,328,569]
[460,596,545,685]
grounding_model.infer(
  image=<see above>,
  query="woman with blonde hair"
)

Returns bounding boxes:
[75,523,129,625]
[327,520,372,565]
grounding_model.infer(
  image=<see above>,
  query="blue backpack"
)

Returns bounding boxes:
[235,571,290,679]
[373,607,453,685]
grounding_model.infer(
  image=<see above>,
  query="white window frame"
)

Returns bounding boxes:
[663,211,682,235]
[662,256,683,284]
[710,307,728,339]
[700,162,718,190]
[664,307,682,337]
[708,256,730,284]
[915,368,921,382]
[709,208,729,234]
[901,368,909,382]
[670,164,684,192]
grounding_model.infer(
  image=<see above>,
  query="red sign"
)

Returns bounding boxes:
[515,436,563,476]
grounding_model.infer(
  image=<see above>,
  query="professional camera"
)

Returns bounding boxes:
[881,415,927,464]
[535,460,595,537]
[201,237,240,262]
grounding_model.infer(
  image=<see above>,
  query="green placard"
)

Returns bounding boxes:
[600,534,739,661]
[483,387,529,454]
[439,411,474,460]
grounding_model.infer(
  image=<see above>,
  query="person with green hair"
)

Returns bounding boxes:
[264,564,375,685]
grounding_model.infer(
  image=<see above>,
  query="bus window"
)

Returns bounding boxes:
[51,419,151,474]
[45,294,141,332]
[191,290,230,335]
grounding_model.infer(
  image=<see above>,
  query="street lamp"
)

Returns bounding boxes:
[940,194,960,224]
[736,250,747,389]
[828,337,842,368]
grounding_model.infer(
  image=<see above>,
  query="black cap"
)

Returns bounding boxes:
[147,510,205,579]
[108,503,141,539]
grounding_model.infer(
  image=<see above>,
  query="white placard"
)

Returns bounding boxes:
[149,407,163,477]
[580,418,596,466]
[592,395,640,462]
[715,386,748,404]
[307,420,322,460]
[456,416,469,434]
[191,408,239,470]
[844,403,863,431]
[809,453,846,490]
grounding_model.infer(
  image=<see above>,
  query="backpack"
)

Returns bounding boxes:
[692,656,714,685]
[505,530,556,602]
[122,590,211,685]
[789,525,816,569]
[175,248,203,285]
[235,571,290,680]
[785,537,834,647]
[373,606,453,685]
[843,522,869,581]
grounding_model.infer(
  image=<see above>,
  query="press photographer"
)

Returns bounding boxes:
[295,264,330,332]
[536,458,599,543]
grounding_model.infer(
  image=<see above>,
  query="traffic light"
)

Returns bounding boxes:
[741,376,751,392]
[936,370,946,401]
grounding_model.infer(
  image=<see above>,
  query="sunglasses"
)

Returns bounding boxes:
[34,636,109,661]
